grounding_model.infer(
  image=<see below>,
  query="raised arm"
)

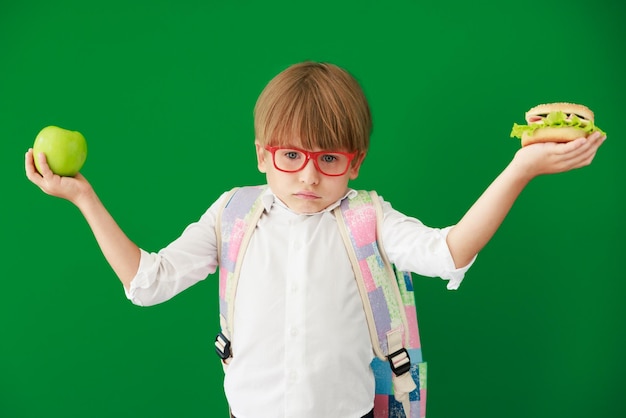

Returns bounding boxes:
[25,149,140,290]
[446,131,606,268]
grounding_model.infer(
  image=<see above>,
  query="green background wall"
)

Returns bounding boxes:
[2,1,624,417]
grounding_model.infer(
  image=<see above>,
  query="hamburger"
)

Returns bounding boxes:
[510,102,606,147]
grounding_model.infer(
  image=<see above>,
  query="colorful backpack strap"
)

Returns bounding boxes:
[333,190,425,418]
[214,185,267,362]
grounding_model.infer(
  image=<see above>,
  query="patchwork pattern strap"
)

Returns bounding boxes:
[217,186,266,341]
[334,190,425,418]
[333,191,418,358]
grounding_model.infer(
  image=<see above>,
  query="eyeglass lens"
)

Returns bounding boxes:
[273,148,351,176]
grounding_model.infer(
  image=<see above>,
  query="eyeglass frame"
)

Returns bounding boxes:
[264,145,358,176]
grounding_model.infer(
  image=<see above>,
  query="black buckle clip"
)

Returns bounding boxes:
[215,332,232,360]
[387,348,411,376]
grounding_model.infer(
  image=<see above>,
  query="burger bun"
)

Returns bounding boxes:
[521,126,588,147]
[525,102,594,123]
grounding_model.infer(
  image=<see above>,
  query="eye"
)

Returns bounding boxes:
[284,151,301,160]
[320,154,338,163]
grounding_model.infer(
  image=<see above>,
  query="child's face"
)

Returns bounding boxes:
[255,140,363,214]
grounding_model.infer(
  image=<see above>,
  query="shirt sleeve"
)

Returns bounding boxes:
[124,192,229,306]
[379,197,476,290]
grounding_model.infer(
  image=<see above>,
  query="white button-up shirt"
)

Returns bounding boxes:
[126,188,474,418]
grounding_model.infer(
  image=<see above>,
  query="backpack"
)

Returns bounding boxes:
[214,186,427,418]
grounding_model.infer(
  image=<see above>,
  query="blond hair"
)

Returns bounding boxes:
[254,62,372,154]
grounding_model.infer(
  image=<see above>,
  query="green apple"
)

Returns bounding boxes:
[33,126,87,176]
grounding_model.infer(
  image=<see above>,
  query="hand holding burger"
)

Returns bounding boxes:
[510,102,606,147]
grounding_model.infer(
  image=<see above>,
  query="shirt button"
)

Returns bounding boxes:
[293,242,302,250]
[289,327,299,337]
[288,371,298,382]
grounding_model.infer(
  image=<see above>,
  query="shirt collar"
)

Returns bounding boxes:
[260,186,357,215]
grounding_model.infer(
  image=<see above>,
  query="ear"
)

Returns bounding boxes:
[348,152,366,180]
[255,140,268,173]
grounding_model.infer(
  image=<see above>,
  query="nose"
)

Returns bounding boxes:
[298,158,320,185]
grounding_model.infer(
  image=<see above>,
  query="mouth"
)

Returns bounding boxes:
[294,191,320,200]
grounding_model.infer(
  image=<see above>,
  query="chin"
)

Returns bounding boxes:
[289,199,329,214]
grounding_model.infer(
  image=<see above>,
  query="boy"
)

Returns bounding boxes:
[25,61,605,418]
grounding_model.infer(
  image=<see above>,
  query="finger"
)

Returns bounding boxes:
[556,132,602,158]
[581,134,606,160]
[581,132,604,150]
[569,151,598,170]
[561,139,601,169]
[35,151,54,177]
[586,131,603,142]
[586,131,607,148]
[24,148,35,171]
[25,149,43,183]
[553,137,588,155]
[575,132,605,156]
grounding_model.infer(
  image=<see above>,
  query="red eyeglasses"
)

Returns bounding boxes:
[264,146,357,176]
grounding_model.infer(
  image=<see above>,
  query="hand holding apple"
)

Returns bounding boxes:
[25,147,94,205]
[33,126,87,177]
